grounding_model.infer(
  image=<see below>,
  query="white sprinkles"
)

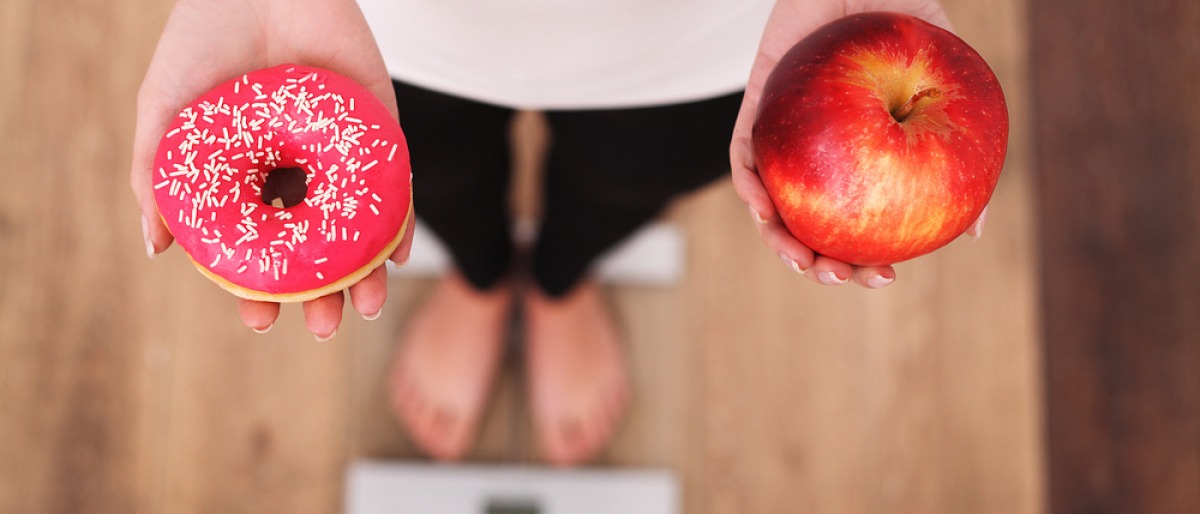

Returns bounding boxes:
[154,67,402,284]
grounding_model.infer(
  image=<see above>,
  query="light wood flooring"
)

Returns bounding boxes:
[0,0,1042,512]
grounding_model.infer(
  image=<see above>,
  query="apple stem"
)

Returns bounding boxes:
[893,87,941,122]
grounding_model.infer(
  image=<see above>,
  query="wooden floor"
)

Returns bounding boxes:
[1031,0,1200,512]
[0,0,1042,512]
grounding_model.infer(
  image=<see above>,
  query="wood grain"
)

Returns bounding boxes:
[1030,1,1200,512]
[0,0,1043,512]
[0,0,171,511]
[669,0,1043,510]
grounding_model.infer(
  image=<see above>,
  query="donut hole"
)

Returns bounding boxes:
[261,167,308,209]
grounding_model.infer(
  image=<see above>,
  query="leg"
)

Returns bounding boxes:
[388,81,516,461]
[395,80,516,290]
[525,92,744,466]
[390,269,513,461]
[534,92,744,295]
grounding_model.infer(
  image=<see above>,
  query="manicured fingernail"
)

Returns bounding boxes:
[867,274,895,289]
[252,323,273,334]
[749,206,767,224]
[781,255,805,275]
[141,215,156,259]
[315,329,337,343]
[363,308,382,321]
[818,271,847,285]
[972,210,988,241]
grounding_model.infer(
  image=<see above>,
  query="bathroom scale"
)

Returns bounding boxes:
[345,460,679,514]
[388,219,684,286]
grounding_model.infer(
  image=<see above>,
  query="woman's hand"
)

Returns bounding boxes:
[730,0,983,288]
[131,0,412,339]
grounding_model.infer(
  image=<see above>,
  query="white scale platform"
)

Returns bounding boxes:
[345,461,679,514]
[388,218,685,287]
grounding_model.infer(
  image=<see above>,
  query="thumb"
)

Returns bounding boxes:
[130,85,178,258]
[967,205,988,241]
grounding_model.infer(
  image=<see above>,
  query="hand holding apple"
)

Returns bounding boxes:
[751,11,1008,267]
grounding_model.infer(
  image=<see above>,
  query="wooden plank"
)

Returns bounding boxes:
[0,0,172,511]
[157,290,354,514]
[0,0,33,128]
[680,0,1044,510]
[1029,0,1200,512]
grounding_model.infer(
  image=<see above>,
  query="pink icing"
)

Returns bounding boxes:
[153,64,411,295]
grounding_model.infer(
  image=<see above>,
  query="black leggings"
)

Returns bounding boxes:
[393,80,742,297]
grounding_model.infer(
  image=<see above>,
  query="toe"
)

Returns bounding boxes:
[598,399,620,443]
[426,407,471,462]
[578,414,606,463]
[547,412,609,468]
[541,417,583,467]
[407,394,440,456]
[387,368,412,415]
[589,396,621,458]
[607,378,630,419]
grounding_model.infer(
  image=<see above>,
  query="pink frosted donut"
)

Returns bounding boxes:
[153,64,412,302]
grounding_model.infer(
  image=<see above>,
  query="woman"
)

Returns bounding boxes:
[130,0,975,466]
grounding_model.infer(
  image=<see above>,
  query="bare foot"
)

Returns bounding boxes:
[523,279,631,467]
[389,271,512,461]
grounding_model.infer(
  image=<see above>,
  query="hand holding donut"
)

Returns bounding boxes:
[131,0,413,339]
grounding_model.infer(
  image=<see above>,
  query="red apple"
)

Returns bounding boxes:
[752,12,1008,266]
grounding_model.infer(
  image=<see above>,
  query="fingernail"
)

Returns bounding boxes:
[749,206,767,224]
[781,255,806,275]
[315,329,337,343]
[818,271,848,286]
[972,210,988,241]
[867,274,894,289]
[141,215,156,259]
[363,308,382,321]
[252,323,273,334]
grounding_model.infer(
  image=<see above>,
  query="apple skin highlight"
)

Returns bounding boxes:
[753,12,1008,266]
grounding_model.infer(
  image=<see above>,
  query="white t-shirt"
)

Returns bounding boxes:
[358,0,774,109]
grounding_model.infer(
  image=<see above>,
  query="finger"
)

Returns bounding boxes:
[966,206,988,241]
[851,265,897,289]
[302,291,345,342]
[238,299,281,333]
[758,220,815,273]
[349,265,388,320]
[730,141,778,224]
[131,86,178,258]
[390,204,416,265]
[806,255,853,286]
